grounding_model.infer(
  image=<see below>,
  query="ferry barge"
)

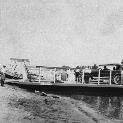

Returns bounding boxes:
[4,58,123,95]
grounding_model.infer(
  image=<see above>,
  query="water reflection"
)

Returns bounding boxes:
[69,95,123,120]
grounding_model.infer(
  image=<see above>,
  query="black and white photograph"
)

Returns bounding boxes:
[0,0,123,122]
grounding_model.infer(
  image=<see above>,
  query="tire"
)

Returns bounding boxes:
[113,74,121,85]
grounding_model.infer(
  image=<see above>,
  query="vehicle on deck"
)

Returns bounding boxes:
[4,58,30,80]
[86,63,123,85]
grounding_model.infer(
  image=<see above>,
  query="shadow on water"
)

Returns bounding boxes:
[7,83,123,120]
[59,93,123,120]
[34,88,123,120]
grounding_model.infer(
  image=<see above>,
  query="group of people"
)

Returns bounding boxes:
[74,67,84,82]
[74,67,92,83]
[74,67,80,82]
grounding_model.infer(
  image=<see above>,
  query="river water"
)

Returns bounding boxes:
[9,83,123,120]
[65,94,123,120]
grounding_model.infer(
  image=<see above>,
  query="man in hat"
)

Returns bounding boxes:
[0,65,6,86]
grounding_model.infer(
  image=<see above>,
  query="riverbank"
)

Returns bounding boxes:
[0,84,120,123]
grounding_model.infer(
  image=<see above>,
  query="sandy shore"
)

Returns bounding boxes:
[0,84,121,123]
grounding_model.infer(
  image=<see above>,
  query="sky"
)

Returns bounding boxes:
[0,0,123,67]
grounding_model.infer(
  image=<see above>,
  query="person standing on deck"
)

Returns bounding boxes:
[74,66,80,83]
[0,65,6,86]
[61,69,67,81]
[67,69,71,81]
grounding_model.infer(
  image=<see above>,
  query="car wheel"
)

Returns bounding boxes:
[113,74,121,85]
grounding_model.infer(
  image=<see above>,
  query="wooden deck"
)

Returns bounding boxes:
[5,79,123,96]
[5,79,123,87]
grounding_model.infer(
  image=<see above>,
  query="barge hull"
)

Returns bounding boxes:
[5,80,123,96]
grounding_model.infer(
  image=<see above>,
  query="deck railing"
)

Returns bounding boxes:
[109,70,112,85]
[26,66,122,85]
[98,69,101,85]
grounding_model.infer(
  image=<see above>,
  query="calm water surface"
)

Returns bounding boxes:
[66,94,123,120]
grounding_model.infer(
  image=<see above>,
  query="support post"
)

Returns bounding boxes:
[121,70,123,85]
[109,70,112,85]
[39,67,41,83]
[82,69,84,84]
[54,68,56,83]
[98,69,100,85]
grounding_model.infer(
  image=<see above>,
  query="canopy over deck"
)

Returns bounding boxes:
[10,58,30,62]
[36,66,75,70]
[99,63,122,66]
